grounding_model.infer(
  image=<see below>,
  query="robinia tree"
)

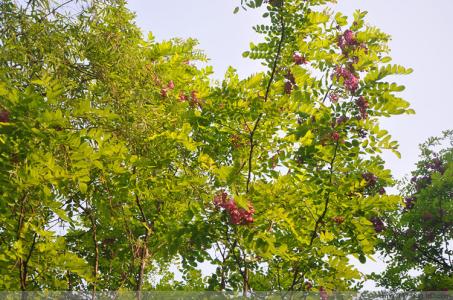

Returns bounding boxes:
[373,130,453,291]
[0,0,414,294]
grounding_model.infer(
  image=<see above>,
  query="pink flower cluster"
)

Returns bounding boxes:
[344,30,356,44]
[362,172,378,187]
[0,110,9,123]
[338,29,357,51]
[338,29,368,54]
[178,90,203,107]
[370,216,385,233]
[355,96,369,119]
[404,196,416,209]
[213,192,254,225]
[284,71,296,95]
[161,80,175,98]
[335,115,348,126]
[334,66,359,92]
[331,131,340,141]
[284,81,293,95]
[427,157,445,174]
[190,91,203,107]
[334,29,367,94]
[292,53,308,65]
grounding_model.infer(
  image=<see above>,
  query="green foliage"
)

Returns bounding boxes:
[0,0,210,291]
[373,130,453,291]
[0,0,414,293]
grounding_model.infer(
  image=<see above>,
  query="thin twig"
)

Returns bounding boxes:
[309,140,339,246]
[246,12,286,193]
[45,0,76,18]
[321,83,333,103]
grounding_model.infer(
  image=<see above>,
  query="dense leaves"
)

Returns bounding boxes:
[0,0,210,291]
[374,131,453,291]
[0,0,415,293]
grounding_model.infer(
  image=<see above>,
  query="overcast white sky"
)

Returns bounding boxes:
[126,0,453,290]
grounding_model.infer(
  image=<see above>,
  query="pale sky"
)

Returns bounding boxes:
[126,0,453,290]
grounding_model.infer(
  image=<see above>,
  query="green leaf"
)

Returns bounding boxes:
[79,182,88,194]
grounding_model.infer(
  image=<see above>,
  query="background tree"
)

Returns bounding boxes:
[373,130,453,291]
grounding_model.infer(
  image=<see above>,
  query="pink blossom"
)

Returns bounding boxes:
[331,131,340,141]
[345,75,359,92]
[338,35,346,51]
[213,192,255,225]
[356,96,369,119]
[335,66,359,92]
[344,30,356,45]
[0,111,9,123]
[293,53,308,65]
[284,81,293,94]
[329,93,339,103]
[179,92,188,102]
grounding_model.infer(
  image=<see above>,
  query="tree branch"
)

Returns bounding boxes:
[89,210,99,297]
[322,83,333,104]
[45,0,76,18]
[24,232,37,268]
[438,195,452,267]
[246,11,286,193]
[16,193,28,291]
[309,140,339,246]
[135,193,149,295]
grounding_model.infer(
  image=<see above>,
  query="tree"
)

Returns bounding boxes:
[0,0,414,294]
[186,0,413,293]
[373,130,453,291]
[0,0,211,291]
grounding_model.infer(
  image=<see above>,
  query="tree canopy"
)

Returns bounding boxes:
[374,130,453,291]
[0,0,416,293]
